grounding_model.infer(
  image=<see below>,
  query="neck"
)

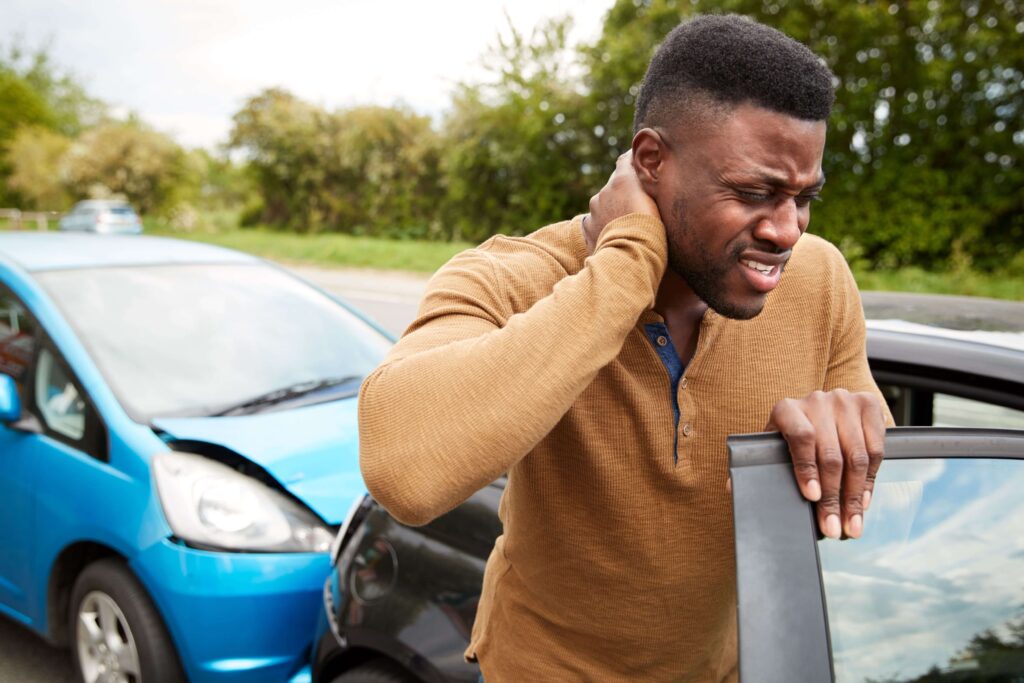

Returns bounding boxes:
[654,269,708,332]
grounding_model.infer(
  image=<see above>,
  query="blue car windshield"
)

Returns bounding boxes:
[38,263,392,421]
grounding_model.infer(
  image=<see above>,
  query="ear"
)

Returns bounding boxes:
[631,127,667,195]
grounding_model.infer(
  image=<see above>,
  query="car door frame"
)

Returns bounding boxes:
[0,279,110,625]
[728,427,1024,683]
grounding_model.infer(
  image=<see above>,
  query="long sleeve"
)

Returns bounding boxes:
[358,214,666,525]
[822,247,895,425]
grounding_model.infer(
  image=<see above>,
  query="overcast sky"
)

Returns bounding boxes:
[3,0,613,149]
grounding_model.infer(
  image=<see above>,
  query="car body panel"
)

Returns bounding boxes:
[0,234,385,682]
[0,232,255,272]
[315,483,505,683]
[153,397,365,525]
[132,538,329,682]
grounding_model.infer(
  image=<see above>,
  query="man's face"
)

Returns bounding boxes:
[654,104,827,319]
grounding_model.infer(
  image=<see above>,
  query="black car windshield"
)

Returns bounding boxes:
[38,263,391,421]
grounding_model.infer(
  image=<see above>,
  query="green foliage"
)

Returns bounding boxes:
[4,125,71,210]
[582,0,1023,270]
[0,41,106,207]
[147,221,473,273]
[229,89,441,236]
[439,17,598,242]
[62,120,198,215]
[0,71,53,145]
[0,41,105,137]
[219,2,1021,273]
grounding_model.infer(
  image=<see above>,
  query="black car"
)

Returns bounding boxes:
[313,293,1024,683]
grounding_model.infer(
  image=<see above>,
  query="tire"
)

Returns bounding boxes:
[331,659,419,683]
[69,558,187,683]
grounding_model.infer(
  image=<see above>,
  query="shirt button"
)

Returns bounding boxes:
[682,423,692,437]
[680,377,688,389]
[656,335,669,347]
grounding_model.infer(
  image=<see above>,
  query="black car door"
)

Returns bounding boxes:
[729,428,1024,683]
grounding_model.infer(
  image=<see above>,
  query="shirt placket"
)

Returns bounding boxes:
[643,322,685,463]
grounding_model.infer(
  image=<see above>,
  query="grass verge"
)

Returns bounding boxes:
[147,224,473,274]
[126,222,1024,301]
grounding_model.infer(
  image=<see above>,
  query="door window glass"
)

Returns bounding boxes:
[0,292,38,390]
[35,348,85,440]
[933,393,1024,429]
[819,458,1024,682]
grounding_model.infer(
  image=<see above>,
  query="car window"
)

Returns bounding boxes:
[35,348,86,441]
[38,263,392,421]
[879,383,1024,430]
[933,393,1024,429]
[0,289,39,394]
[818,458,1024,683]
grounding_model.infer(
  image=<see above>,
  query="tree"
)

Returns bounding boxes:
[4,125,71,210]
[0,41,105,137]
[582,0,1023,269]
[439,17,597,242]
[62,120,196,215]
[0,41,106,207]
[229,88,441,235]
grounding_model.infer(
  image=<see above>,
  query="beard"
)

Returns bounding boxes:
[665,197,770,321]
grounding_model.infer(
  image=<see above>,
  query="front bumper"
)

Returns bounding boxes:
[132,538,331,683]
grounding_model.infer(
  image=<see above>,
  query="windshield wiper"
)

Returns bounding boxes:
[211,375,363,417]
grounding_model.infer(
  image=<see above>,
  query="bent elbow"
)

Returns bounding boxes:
[360,455,444,527]
[357,366,466,526]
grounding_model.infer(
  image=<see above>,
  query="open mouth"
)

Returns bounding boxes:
[739,257,784,293]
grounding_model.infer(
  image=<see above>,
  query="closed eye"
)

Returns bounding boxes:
[738,190,771,202]
[795,194,822,207]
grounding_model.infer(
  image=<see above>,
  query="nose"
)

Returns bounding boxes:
[754,197,803,251]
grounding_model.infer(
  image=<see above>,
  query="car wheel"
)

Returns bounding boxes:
[331,659,418,683]
[69,558,186,683]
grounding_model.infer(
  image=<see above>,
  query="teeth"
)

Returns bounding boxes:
[741,259,774,275]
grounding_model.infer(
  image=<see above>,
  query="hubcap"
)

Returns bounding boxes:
[76,590,142,683]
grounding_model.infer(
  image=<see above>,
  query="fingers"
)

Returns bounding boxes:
[771,390,887,540]
[859,393,886,511]
[768,399,822,503]
[808,397,844,541]
[834,390,868,538]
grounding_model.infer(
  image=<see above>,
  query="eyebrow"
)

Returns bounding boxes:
[741,171,827,193]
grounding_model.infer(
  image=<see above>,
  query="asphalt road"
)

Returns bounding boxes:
[0,265,425,683]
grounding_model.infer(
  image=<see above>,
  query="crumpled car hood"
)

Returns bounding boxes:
[152,397,364,525]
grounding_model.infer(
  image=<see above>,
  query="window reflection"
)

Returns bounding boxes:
[37,264,392,421]
[819,458,1024,682]
[0,293,37,390]
[35,349,86,440]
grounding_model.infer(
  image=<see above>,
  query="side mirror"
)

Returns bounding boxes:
[0,374,22,422]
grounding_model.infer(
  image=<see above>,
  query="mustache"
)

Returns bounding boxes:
[731,241,789,258]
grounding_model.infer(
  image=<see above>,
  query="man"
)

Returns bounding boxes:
[359,14,890,682]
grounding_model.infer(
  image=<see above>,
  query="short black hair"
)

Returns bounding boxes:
[633,14,835,134]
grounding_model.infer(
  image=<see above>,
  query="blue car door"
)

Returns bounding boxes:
[0,285,108,630]
[0,288,41,621]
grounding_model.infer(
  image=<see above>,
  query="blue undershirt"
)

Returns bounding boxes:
[643,322,685,462]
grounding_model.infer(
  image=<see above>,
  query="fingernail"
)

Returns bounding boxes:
[849,514,863,538]
[825,514,841,539]
[863,489,872,510]
[807,479,821,501]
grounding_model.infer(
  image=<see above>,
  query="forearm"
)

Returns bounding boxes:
[358,214,665,524]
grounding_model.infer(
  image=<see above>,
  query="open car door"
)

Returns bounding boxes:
[730,427,1024,683]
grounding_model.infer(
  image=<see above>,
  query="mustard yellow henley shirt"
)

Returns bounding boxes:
[359,213,885,681]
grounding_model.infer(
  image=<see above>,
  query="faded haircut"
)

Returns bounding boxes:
[633,14,835,134]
